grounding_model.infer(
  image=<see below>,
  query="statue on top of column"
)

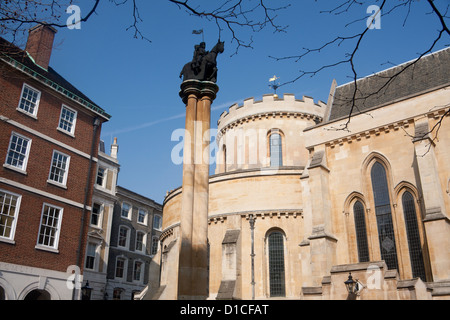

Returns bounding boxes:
[180,40,224,83]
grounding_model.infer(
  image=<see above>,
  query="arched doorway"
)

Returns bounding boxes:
[24,289,51,300]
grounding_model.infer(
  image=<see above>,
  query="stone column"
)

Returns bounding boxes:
[178,80,219,299]
[413,119,450,282]
[305,148,337,287]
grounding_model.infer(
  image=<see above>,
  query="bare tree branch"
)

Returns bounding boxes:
[0,0,100,43]
[270,0,449,143]
[168,0,290,55]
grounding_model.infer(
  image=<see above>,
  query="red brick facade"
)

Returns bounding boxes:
[0,29,109,282]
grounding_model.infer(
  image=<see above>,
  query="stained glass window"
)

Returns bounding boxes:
[371,162,398,271]
[354,201,370,262]
[268,232,286,297]
[402,192,426,281]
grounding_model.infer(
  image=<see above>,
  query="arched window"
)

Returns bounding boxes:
[353,201,370,262]
[267,232,285,297]
[223,145,227,173]
[402,191,426,281]
[269,133,282,167]
[371,161,399,271]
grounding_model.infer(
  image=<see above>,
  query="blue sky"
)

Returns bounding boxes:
[26,0,448,204]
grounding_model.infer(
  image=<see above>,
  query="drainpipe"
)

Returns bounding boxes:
[249,214,256,300]
[73,117,101,300]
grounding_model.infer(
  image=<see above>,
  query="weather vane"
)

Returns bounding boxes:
[268,75,280,98]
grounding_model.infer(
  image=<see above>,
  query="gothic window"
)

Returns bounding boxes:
[223,145,227,173]
[268,231,286,297]
[402,191,426,281]
[269,132,282,167]
[371,161,399,271]
[353,201,370,262]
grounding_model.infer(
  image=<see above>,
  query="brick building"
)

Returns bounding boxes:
[106,186,163,300]
[0,25,111,300]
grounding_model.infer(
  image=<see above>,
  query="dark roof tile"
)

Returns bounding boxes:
[329,47,450,121]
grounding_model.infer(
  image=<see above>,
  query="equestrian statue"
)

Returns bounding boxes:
[180,40,225,83]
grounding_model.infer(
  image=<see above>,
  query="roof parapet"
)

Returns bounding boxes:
[218,93,326,127]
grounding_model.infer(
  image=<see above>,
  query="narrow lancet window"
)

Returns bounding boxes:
[354,201,370,262]
[371,162,399,271]
[270,133,282,167]
[402,191,426,281]
[268,232,286,297]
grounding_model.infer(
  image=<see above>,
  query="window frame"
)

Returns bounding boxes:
[153,214,162,231]
[353,200,370,263]
[57,105,77,136]
[118,225,130,249]
[133,260,144,283]
[96,166,107,188]
[121,202,132,220]
[267,129,284,168]
[370,161,399,271]
[47,150,71,188]
[115,256,127,279]
[401,191,427,281]
[4,132,32,174]
[137,208,148,225]
[17,83,41,118]
[85,242,99,271]
[135,231,146,253]
[266,230,286,298]
[90,203,103,228]
[35,203,64,252]
[151,236,159,256]
[0,189,22,243]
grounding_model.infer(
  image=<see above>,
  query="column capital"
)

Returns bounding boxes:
[179,80,219,104]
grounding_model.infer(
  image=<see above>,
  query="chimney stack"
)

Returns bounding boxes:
[111,137,119,159]
[25,24,57,70]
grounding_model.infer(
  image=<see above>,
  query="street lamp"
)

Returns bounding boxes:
[344,272,359,295]
[81,280,93,300]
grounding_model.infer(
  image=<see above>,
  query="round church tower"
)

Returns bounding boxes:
[160,93,326,299]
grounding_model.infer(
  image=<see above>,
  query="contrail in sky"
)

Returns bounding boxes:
[102,99,242,137]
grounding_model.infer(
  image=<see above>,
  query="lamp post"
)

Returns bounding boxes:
[249,214,255,300]
[81,280,93,300]
[344,272,359,294]
[344,272,364,300]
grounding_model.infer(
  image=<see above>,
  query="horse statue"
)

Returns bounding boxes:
[180,40,225,83]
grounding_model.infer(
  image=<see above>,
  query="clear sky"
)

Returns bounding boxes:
[26,0,448,204]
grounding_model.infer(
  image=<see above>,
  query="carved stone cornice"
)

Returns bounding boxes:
[179,80,219,104]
